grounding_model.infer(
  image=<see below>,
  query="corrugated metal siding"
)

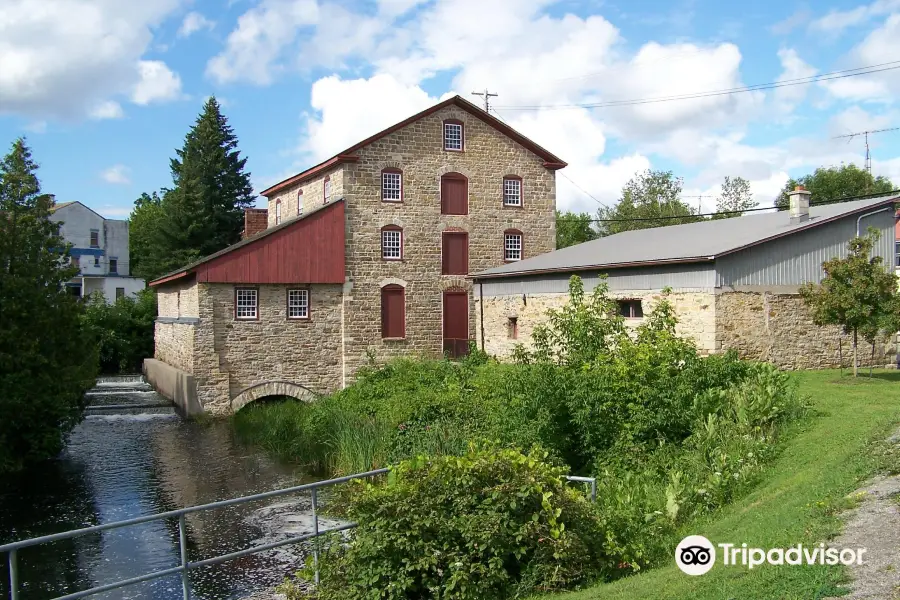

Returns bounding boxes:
[716,210,895,287]
[195,202,346,284]
[479,264,716,297]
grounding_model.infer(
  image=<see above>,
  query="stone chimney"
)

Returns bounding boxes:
[242,208,269,239]
[789,185,811,224]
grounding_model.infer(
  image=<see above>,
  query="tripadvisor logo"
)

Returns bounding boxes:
[675,535,867,575]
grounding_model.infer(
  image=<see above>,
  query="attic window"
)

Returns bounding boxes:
[324,177,332,204]
[297,189,304,216]
[275,200,282,225]
[617,299,643,319]
[443,120,463,151]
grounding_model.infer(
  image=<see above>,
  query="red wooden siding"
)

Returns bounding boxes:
[195,202,346,284]
[441,173,468,215]
[442,232,468,275]
[381,285,405,338]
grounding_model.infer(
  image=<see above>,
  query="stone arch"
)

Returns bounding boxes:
[379,277,407,288]
[231,381,318,413]
[440,278,470,291]
[437,164,473,179]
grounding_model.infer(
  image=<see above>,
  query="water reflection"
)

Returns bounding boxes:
[0,378,317,599]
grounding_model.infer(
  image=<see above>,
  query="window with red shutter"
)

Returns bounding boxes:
[442,232,468,275]
[440,173,468,215]
[381,285,405,338]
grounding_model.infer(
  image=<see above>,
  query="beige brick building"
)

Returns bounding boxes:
[147,96,565,414]
[473,191,899,371]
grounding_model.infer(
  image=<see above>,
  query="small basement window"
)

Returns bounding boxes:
[287,289,309,320]
[235,288,258,320]
[507,317,518,339]
[617,299,644,319]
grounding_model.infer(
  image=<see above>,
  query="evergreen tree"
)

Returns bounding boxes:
[155,97,255,274]
[775,164,893,209]
[713,176,757,219]
[556,210,598,249]
[129,190,167,281]
[799,231,899,377]
[0,138,98,473]
[596,170,700,236]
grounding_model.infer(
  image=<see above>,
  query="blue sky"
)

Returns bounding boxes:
[2,0,900,218]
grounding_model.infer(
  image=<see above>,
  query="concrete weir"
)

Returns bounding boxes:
[142,358,203,416]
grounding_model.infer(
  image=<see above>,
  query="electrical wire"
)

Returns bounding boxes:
[495,60,900,111]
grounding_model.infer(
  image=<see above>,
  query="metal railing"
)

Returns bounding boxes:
[1,468,389,600]
[2,470,597,600]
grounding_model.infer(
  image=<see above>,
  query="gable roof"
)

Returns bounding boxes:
[474,195,899,280]
[49,200,106,221]
[260,96,567,198]
[150,198,344,287]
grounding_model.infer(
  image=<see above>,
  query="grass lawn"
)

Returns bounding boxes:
[539,370,900,600]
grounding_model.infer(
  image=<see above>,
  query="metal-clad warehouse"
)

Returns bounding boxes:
[472,190,898,370]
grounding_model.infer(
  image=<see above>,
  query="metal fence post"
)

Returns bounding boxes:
[311,489,320,585]
[8,550,18,600]
[178,515,190,600]
[591,479,597,503]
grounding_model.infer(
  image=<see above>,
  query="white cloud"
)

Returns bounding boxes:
[810,0,900,34]
[24,121,47,134]
[820,14,900,102]
[0,0,182,119]
[770,7,812,35]
[774,48,817,112]
[828,106,894,138]
[206,0,319,85]
[89,100,124,120]
[178,11,214,37]
[131,60,183,105]
[101,164,131,185]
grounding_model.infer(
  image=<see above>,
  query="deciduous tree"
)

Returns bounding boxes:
[775,164,893,209]
[0,138,98,473]
[556,210,598,249]
[799,231,899,376]
[596,170,700,236]
[713,176,757,219]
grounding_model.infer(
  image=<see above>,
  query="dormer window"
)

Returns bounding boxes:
[443,120,463,151]
[382,168,402,202]
[297,189,304,216]
[324,177,332,204]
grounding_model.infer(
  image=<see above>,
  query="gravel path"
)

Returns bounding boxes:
[828,430,900,599]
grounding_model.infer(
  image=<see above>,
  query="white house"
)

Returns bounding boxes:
[49,201,145,302]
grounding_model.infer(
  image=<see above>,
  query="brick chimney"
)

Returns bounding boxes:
[242,208,269,239]
[789,185,811,224]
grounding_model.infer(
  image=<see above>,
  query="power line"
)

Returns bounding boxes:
[495,60,900,111]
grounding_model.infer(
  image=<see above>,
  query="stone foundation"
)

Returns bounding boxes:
[716,292,896,369]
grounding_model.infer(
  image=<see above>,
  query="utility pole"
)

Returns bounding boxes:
[833,126,900,179]
[471,89,498,112]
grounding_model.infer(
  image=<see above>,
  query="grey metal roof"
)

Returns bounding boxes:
[475,195,899,279]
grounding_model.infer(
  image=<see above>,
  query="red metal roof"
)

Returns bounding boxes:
[260,96,567,198]
[150,200,346,287]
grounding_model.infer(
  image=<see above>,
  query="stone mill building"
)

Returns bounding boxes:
[146,96,566,414]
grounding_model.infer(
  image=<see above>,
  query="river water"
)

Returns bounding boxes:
[0,376,326,600]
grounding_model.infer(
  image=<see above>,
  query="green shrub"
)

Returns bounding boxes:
[81,288,156,374]
[290,447,613,600]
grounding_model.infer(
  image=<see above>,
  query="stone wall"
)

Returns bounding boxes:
[154,322,195,373]
[340,105,557,376]
[191,283,344,414]
[156,281,198,318]
[716,292,896,369]
[267,167,346,227]
[477,290,717,359]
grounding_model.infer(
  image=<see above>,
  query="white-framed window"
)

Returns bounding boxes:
[382,170,402,201]
[275,200,282,225]
[443,121,463,151]
[382,227,403,260]
[235,288,258,320]
[287,289,309,320]
[297,190,304,216]
[504,232,522,261]
[503,177,522,206]
[324,177,332,204]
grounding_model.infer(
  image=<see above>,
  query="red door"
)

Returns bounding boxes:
[443,291,469,358]
[440,173,468,215]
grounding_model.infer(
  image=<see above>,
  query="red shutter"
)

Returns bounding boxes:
[381,285,405,338]
[442,233,468,275]
[440,174,468,215]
